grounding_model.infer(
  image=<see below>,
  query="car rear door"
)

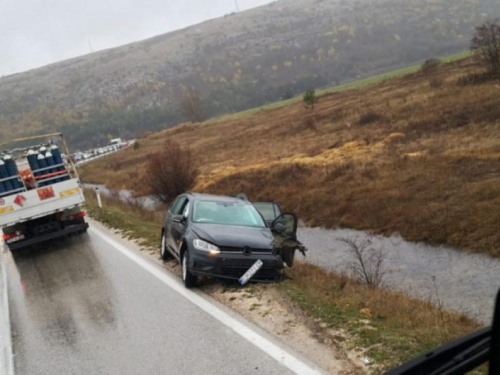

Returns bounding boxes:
[166,196,187,256]
[170,198,190,258]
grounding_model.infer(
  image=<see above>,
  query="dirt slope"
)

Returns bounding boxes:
[1,0,499,147]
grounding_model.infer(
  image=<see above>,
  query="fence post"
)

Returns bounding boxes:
[95,187,102,208]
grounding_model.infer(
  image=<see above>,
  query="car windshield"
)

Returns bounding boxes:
[193,201,266,228]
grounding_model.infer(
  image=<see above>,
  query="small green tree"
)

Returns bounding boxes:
[134,141,140,150]
[303,89,319,110]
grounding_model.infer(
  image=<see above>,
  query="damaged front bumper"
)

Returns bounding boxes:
[189,250,284,282]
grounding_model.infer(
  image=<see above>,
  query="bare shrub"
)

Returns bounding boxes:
[359,110,384,125]
[340,236,387,288]
[421,58,442,74]
[471,19,500,75]
[146,140,199,203]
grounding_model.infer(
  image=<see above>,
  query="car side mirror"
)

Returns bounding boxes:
[172,215,185,224]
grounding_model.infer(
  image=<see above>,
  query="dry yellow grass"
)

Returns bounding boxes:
[81,57,500,255]
[285,262,483,372]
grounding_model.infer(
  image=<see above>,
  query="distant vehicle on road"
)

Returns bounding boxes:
[160,193,300,288]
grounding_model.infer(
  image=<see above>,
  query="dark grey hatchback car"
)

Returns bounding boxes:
[160,193,294,288]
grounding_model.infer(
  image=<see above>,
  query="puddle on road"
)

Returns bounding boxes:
[83,184,499,324]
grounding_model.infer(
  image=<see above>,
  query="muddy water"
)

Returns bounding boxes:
[299,227,499,324]
[83,184,159,210]
[83,184,499,324]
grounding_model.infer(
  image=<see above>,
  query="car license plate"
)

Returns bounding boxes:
[239,259,264,285]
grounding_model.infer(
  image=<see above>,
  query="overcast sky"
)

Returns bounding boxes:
[0,0,274,77]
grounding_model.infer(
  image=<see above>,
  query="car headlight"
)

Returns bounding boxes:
[193,239,221,255]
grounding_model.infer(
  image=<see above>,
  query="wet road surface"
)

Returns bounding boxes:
[4,222,319,375]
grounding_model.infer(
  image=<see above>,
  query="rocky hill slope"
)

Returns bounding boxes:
[0,0,498,148]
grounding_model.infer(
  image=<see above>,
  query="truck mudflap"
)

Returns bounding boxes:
[7,222,89,251]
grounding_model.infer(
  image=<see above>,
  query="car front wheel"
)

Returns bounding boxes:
[182,251,197,288]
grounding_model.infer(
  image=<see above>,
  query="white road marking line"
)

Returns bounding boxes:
[90,226,323,375]
[0,252,15,375]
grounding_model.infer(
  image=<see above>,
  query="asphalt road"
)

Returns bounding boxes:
[3,221,322,375]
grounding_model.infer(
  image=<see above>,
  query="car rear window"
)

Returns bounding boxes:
[193,201,266,228]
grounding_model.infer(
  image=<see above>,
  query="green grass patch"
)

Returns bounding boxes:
[208,50,471,124]
[84,189,161,248]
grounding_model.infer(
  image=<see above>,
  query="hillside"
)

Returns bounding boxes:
[1,0,499,148]
[80,56,500,256]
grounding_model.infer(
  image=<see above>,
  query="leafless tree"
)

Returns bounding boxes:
[339,236,387,289]
[146,140,199,203]
[471,19,500,74]
[181,87,206,123]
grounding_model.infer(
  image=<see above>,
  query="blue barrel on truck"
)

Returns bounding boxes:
[0,159,14,193]
[4,154,22,191]
[37,153,48,187]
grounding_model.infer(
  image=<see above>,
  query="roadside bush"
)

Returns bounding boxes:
[471,19,500,75]
[146,140,199,203]
[134,141,140,150]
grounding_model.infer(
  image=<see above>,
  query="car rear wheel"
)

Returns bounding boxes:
[160,231,171,260]
[182,251,197,288]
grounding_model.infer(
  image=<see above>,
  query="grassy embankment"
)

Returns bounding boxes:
[84,190,483,373]
[81,53,500,257]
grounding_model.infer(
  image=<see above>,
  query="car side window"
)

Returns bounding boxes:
[171,197,187,215]
[182,201,190,219]
[169,197,180,213]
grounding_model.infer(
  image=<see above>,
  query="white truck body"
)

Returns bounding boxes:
[0,133,88,250]
[0,178,84,229]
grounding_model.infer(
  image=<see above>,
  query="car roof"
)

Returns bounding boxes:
[186,192,250,204]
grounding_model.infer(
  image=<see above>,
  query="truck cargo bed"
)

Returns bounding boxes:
[0,178,85,228]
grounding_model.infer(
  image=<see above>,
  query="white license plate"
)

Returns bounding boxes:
[6,235,25,244]
[239,259,264,285]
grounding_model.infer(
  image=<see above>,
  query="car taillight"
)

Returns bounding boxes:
[3,231,23,241]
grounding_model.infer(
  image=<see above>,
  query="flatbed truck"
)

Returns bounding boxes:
[0,133,88,251]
